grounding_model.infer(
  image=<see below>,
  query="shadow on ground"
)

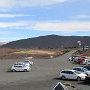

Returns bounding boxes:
[78,81,90,86]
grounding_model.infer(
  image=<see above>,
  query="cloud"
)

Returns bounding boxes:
[0,0,73,11]
[0,20,90,32]
[16,0,71,7]
[0,14,32,18]
[0,21,27,28]
[32,21,90,32]
[0,31,11,34]
[69,15,90,19]
[0,0,15,11]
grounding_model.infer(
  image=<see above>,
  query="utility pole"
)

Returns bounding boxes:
[77,41,81,51]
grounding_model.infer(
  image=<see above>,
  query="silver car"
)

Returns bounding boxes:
[11,63,31,72]
[73,67,90,75]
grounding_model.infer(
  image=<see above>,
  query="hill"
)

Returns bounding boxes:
[1,35,90,49]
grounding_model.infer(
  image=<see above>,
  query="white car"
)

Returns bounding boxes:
[59,69,87,81]
[11,63,31,72]
[82,59,88,65]
[68,56,80,61]
[85,60,90,66]
[68,57,73,61]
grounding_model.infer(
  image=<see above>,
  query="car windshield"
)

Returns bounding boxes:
[84,66,90,70]
[83,68,88,71]
[25,61,29,62]
[74,70,81,74]
[14,65,24,67]
[14,63,24,65]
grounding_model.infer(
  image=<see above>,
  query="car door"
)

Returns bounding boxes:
[64,71,70,79]
[16,65,24,71]
[65,71,76,79]
[69,71,77,79]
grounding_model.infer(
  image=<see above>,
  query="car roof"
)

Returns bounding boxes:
[14,64,24,66]
[62,69,76,72]
[73,67,83,69]
[14,62,25,66]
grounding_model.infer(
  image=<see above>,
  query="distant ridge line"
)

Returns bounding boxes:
[1,35,90,49]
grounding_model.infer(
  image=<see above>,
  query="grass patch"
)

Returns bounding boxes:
[14,50,56,55]
[0,48,69,59]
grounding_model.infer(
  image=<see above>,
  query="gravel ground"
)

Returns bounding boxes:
[0,50,90,90]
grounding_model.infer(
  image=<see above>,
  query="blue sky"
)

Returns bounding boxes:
[0,0,90,42]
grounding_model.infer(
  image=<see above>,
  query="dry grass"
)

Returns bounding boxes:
[14,50,56,55]
[74,49,90,58]
[0,48,69,59]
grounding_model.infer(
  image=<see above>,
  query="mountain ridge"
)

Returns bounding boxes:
[1,35,90,48]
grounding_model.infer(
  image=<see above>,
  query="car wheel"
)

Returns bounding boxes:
[12,69,16,72]
[77,77,81,81]
[24,69,27,72]
[61,76,66,80]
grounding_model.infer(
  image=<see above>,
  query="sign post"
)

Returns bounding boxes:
[77,41,81,49]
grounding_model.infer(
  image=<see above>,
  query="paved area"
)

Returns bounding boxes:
[0,50,90,90]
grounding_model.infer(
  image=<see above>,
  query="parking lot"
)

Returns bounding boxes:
[0,50,90,90]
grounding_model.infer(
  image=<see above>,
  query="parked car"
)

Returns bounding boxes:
[71,56,81,63]
[72,56,86,64]
[73,67,90,75]
[83,65,90,70]
[68,57,73,61]
[82,59,88,65]
[10,63,31,72]
[85,60,90,66]
[76,58,86,64]
[59,69,87,81]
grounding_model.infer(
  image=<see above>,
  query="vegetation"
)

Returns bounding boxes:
[0,48,69,59]
[73,48,90,59]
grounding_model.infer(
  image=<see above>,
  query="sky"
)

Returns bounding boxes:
[0,0,90,42]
